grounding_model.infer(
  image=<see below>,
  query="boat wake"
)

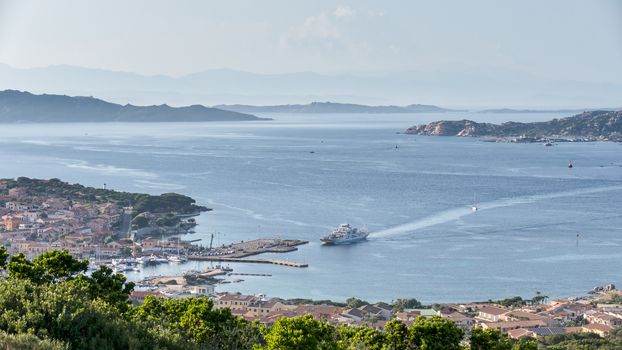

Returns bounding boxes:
[371,184,622,238]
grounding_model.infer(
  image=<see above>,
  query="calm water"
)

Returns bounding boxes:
[1,112,621,303]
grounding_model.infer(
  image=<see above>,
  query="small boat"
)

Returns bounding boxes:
[168,238,188,263]
[471,193,478,212]
[140,254,160,264]
[113,264,134,273]
[167,255,188,263]
[154,256,169,264]
[568,161,573,169]
[544,141,553,146]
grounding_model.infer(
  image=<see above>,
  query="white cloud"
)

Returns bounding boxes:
[279,12,341,48]
[303,13,340,39]
[334,5,355,18]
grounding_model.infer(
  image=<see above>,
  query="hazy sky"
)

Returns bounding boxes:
[0,0,621,83]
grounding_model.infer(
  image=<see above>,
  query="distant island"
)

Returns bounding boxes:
[214,101,460,114]
[404,110,622,142]
[0,90,268,123]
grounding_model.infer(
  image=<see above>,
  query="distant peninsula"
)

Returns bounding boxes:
[214,101,460,114]
[404,110,622,142]
[0,90,268,123]
[477,108,588,114]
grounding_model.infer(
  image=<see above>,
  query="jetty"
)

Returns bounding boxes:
[188,256,308,268]
[188,238,309,267]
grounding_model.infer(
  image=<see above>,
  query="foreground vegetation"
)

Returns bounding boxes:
[0,247,620,349]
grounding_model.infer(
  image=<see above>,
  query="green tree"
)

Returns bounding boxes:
[495,297,526,308]
[5,252,40,281]
[132,296,261,349]
[5,250,88,284]
[530,291,548,305]
[0,246,8,268]
[392,298,423,312]
[74,265,135,313]
[0,330,67,350]
[511,338,537,350]
[258,315,339,350]
[0,278,157,350]
[32,250,88,283]
[384,319,410,350]
[337,325,385,350]
[133,216,149,229]
[346,297,368,309]
[470,327,512,350]
[408,316,464,350]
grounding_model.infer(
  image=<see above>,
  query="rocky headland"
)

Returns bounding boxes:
[404,110,622,142]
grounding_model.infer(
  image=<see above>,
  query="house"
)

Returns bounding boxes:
[527,327,566,337]
[130,290,165,304]
[93,245,118,257]
[75,227,92,235]
[214,293,257,311]
[373,303,394,319]
[141,239,162,250]
[502,310,558,326]
[292,305,344,322]
[582,323,615,337]
[477,305,509,322]
[22,242,53,257]
[406,309,439,317]
[5,202,18,210]
[22,211,40,223]
[39,227,62,240]
[0,219,20,231]
[585,312,622,327]
[42,198,70,210]
[482,320,548,333]
[191,285,215,296]
[359,304,389,320]
[441,312,475,328]
[395,310,422,322]
[506,328,536,339]
[247,299,286,318]
[87,218,109,232]
[258,310,302,325]
[342,308,365,322]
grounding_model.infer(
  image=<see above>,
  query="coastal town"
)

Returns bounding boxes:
[0,177,307,272]
[130,284,622,342]
[0,178,125,258]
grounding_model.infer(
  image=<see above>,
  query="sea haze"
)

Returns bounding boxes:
[1,112,620,303]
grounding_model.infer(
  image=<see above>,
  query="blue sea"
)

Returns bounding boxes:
[1,112,621,303]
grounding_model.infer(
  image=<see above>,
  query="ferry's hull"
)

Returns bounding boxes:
[320,234,369,245]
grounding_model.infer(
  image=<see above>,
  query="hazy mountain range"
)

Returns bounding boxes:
[0,90,264,123]
[215,102,459,114]
[1,63,620,109]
